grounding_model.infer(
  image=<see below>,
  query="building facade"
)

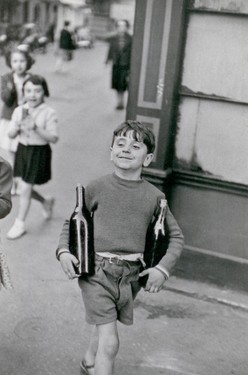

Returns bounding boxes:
[0,0,58,32]
[127,0,248,279]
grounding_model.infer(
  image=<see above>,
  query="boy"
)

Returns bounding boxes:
[56,120,184,375]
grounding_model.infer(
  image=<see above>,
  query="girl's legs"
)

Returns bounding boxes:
[7,180,33,239]
[17,180,33,221]
[94,321,119,375]
[116,91,125,110]
[7,181,54,239]
[31,190,55,219]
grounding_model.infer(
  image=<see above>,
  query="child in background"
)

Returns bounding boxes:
[56,121,184,375]
[7,75,59,240]
[0,47,35,194]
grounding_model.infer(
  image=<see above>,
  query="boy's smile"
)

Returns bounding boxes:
[111,133,153,179]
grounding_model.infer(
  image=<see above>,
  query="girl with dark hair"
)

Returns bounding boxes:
[6,75,59,240]
[0,47,35,194]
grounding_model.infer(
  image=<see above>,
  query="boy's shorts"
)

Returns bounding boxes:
[78,254,142,326]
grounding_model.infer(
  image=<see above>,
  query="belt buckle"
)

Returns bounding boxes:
[109,256,120,264]
[109,256,116,264]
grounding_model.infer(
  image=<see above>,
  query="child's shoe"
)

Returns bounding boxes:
[42,197,55,220]
[7,219,26,240]
[80,359,94,375]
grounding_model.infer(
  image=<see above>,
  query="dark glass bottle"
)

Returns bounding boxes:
[69,184,95,276]
[139,198,169,287]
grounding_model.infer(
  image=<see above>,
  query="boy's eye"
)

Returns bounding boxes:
[133,144,141,150]
[116,141,125,147]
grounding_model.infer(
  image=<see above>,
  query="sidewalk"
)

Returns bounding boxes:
[166,276,248,312]
[0,44,247,375]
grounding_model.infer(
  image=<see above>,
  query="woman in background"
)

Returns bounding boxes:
[106,19,132,110]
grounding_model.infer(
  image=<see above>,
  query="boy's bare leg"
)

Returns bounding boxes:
[95,321,119,375]
[84,326,98,374]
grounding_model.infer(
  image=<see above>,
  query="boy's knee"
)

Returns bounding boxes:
[99,334,119,358]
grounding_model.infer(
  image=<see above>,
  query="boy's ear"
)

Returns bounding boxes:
[143,153,154,167]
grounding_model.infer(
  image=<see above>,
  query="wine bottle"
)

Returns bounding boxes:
[69,184,95,276]
[139,198,169,287]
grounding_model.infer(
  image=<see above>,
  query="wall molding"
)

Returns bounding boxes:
[172,169,248,197]
[184,244,248,265]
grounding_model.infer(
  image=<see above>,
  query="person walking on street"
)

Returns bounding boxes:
[55,21,76,73]
[7,75,59,240]
[56,120,184,375]
[0,47,35,195]
[106,19,132,110]
[0,156,13,289]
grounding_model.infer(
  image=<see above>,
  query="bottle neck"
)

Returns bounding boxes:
[75,184,86,212]
[154,199,167,237]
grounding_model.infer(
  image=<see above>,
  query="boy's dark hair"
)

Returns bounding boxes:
[112,120,156,154]
[5,47,35,70]
[23,75,50,97]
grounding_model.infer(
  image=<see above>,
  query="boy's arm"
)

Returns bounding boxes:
[56,219,69,250]
[140,206,184,293]
[56,220,79,279]
[156,206,184,277]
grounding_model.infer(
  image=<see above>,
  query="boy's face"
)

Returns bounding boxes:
[24,81,44,108]
[111,131,154,177]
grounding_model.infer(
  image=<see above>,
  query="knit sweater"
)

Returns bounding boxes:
[0,156,12,219]
[58,173,184,274]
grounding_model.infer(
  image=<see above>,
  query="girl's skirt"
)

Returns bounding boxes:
[112,64,129,92]
[14,143,52,185]
[0,119,19,152]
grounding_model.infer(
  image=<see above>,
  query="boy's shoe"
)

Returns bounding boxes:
[80,359,94,375]
[7,219,26,240]
[42,197,55,220]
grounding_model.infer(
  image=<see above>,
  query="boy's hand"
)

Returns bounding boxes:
[139,268,166,293]
[59,252,79,280]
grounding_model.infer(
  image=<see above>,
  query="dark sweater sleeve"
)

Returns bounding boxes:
[0,158,12,218]
[158,206,184,274]
[57,220,70,250]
